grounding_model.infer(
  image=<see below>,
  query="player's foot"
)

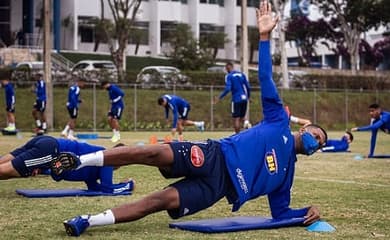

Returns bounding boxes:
[50,152,81,175]
[63,215,90,237]
[4,126,16,131]
[35,128,44,136]
[198,121,205,132]
[111,134,120,143]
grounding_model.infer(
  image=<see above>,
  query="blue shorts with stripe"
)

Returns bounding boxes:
[67,107,78,119]
[33,100,46,112]
[11,136,59,177]
[108,105,123,120]
[161,140,237,219]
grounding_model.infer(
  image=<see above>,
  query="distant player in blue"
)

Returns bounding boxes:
[54,4,328,236]
[1,71,16,132]
[214,62,250,133]
[32,73,47,134]
[101,81,124,143]
[352,103,390,157]
[158,94,205,140]
[321,131,353,152]
[61,78,86,140]
[0,136,134,194]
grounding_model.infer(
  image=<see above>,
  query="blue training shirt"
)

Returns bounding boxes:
[4,82,15,108]
[107,84,124,108]
[220,41,308,219]
[356,111,390,156]
[219,70,250,103]
[162,94,190,129]
[321,137,349,152]
[67,84,81,109]
[35,79,46,101]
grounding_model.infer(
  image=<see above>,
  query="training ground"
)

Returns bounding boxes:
[0,131,389,239]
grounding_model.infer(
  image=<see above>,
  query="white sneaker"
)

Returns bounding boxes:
[67,135,78,141]
[244,120,252,129]
[61,131,68,137]
[197,121,205,132]
[111,135,120,143]
[4,126,16,131]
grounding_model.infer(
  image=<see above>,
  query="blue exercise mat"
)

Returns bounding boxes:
[169,216,305,233]
[370,155,390,159]
[16,189,131,198]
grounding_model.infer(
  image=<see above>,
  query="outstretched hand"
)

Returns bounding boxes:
[303,205,321,225]
[256,0,279,39]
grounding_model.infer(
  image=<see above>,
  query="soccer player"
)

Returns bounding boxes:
[1,71,16,132]
[32,73,47,135]
[0,136,134,194]
[320,131,353,152]
[214,62,251,134]
[351,103,390,157]
[101,81,124,143]
[53,3,328,236]
[61,78,86,140]
[157,94,205,141]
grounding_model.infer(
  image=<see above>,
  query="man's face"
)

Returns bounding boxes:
[225,64,233,73]
[368,107,381,119]
[304,127,327,149]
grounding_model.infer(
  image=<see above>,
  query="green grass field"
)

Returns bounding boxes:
[0,131,389,240]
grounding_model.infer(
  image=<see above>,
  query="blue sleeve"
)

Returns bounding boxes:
[368,129,378,157]
[164,106,169,119]
[219,75,232,99]
[321,139,349,152]
[258,41,285,122]
[357,119,385,132]
[267,188,309,219]
[243,74,251,99]
[171,104,178,128]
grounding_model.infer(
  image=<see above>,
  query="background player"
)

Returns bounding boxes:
[320,131,353,152]
[1,70,16,132]
[32,73,47,135]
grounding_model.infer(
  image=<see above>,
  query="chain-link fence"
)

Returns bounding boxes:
[2,82,390,132]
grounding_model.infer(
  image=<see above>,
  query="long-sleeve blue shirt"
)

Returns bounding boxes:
[162,94,190,128]
[35,79,46,101]
[321,136,350,152]
[356,111,390,156]
[219,70,250,103]
[67,85,81,109]
[220,41,308,219]
[51,139,131,193]
[4,82,15,108]
[107,84,124,108]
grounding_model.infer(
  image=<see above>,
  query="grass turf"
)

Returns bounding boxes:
[0,131,389,239]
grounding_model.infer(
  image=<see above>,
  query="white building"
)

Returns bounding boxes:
[2,0,388,69]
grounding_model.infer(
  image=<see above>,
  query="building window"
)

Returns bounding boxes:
[236,0,260,7]
[160,21,178,46]
[200,0,224,6]
[78,16,96,43]
[200,23,225,49]
[129,22,149,45]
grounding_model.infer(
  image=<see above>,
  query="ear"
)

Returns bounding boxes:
[298,127,305,134]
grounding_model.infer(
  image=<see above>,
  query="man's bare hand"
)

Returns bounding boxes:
[304,205,321,225]
[256,0,279,39]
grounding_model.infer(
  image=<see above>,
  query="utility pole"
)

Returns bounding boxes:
[241,0,250,123]
[44,0,53,129]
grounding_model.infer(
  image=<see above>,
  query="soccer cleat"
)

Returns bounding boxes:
[50,152,81,175]
[4,126,16,132]
[61,130,68,137]
[111,134,120,143]
[63,215,90,237]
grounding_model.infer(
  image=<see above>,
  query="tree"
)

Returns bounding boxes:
[98,0,142,81]
[129,27,147,55]
[285,16,330,66]
[200,31,229,60]
[313,0,390,73]
[165,23,214,70]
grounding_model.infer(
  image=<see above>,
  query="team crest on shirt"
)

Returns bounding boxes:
[265,149,278,175]
[190,145,204,167]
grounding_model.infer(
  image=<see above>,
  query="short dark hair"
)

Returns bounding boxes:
[345,131,354,142]
[0,69,11,80]
[157,97,165,105]
[369,103,380,109]
[225,62,234,68]
[100,81,109,87]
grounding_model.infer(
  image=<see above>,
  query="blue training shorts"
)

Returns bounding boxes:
[67,107,78,119]
[11,136,59,177]
[33,100,46,112]
[108,106,123,120]
[231,101,248,118]
[162,140,236,219]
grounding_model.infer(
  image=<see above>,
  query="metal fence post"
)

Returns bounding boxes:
[134,84,137,131]
[313,88,317,124]
[345,88,349,130]
[93,82,96,132]
[210,85,214,131]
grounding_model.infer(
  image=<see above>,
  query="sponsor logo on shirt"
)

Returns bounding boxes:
[236,168,249,194]
[265,149,278,175]
[190,145,204,167]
